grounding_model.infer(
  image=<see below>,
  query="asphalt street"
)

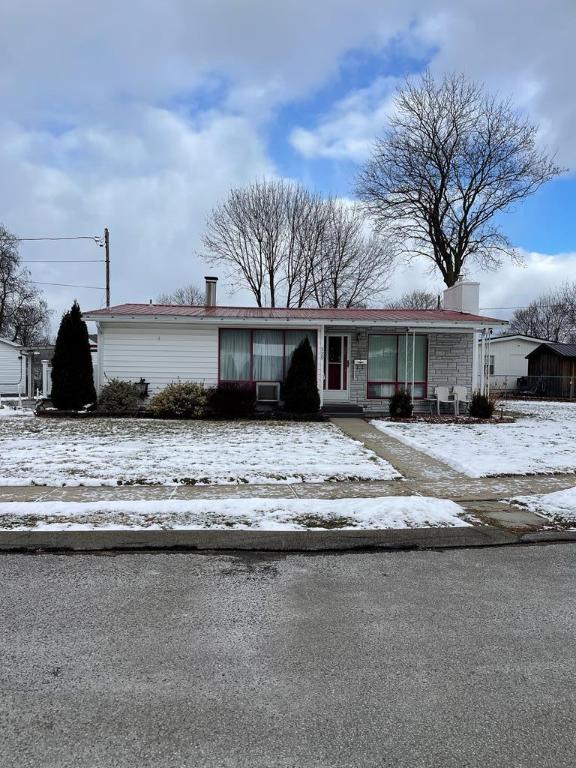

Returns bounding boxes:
[1,544,575,767]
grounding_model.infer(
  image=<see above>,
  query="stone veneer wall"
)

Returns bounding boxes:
[326,326,474,413]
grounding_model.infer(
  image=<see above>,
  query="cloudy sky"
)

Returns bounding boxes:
[1,0,575,330]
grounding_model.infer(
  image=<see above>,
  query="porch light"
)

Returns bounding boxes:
[135,378,149,399]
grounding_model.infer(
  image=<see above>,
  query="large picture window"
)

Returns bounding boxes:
[367,334,428,398]
[220,329,317,384]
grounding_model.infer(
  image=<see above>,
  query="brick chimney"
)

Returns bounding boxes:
[443,279,480,314]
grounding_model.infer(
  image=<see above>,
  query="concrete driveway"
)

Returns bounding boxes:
[2,545,575,768]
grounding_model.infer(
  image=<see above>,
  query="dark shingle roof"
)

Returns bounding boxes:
[527,342,576,359]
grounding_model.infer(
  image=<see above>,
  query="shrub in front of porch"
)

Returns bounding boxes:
[208,383,256,418]
[283,338,320,414]
[469,392,495,419]
[149,382,208,418]
[98,379,140,412]
[389,389,413,418]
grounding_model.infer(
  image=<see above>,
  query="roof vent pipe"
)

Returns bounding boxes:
[205,276,218,307]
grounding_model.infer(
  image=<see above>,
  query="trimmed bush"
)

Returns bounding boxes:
[469,392,495,419]
[389,388,413,418]
[283,338,320,414]
[98,379,140,412]
[148,382,208,418]
[51,301,96,410]
[208,383,256,418]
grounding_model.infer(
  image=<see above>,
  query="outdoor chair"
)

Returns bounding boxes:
[452,385,471,415]
[429,386,457,415]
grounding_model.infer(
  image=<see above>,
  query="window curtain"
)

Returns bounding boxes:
[220,329,251,381]
[368,336,397,381]
[253,330,284,380]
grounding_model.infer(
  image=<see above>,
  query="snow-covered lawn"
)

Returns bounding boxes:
[511,486,576,527]
[0,496,469,531]
[0,418,399,486]
[0,405,34,419]
[372,399,576,478]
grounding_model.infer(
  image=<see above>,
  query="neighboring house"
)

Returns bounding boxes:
[84,278,507,413]
[526,342,576,398]
[0,338,28,396]
[478,334,545,390]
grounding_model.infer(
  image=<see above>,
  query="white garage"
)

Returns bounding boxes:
[0,337,28,396]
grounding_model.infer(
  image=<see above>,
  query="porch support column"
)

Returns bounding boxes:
[317,325,324,406]
[479,330,486,396]
[411,329,415,403]
[471,330,479,395]
[41,359,50,397]
[486,328,492,398]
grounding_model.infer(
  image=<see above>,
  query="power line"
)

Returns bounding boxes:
[22,259,105,263]
[17,235,102,243]
[481,306,528,311]
[29,280,105,290]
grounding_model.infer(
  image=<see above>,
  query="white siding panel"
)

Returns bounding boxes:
[99,324,219,393]
[0,342,26,395]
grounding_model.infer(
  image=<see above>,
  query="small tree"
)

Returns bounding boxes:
[283,338,320,413]
[51,301,96,410]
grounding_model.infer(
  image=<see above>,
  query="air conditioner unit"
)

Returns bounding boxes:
[256,382,280,403]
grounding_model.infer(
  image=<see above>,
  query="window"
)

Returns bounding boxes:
[367,334,428,398]
[219,329,251,381]
[220,329,317,384]
[488,355,495,375]
[253,330,284,381]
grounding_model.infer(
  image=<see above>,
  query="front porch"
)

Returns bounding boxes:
[318,326,476,415]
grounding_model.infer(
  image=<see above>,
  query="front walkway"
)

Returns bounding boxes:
[332,418,576,529]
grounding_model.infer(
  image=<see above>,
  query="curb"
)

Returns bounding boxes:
[0,526,575,553]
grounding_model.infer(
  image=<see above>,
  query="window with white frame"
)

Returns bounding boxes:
[367,334,428,398]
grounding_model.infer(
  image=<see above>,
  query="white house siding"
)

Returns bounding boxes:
[0,340,26,396]
[97,323,219,394]
[483,337,542,389]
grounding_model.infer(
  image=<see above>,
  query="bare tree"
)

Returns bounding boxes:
[203,182,389,308]
[311,201,393,308]
[203,180,286,307]
[157,284,204,305]
[386,289,439,310]
[509,285,576,342]
[357,73,562,287]
[0,224,51,345]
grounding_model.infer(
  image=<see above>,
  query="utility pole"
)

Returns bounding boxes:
[104,227,110,307]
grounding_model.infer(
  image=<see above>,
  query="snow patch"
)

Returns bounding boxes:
[511,486,576,526]
[0,496,469,531]
[0,418,400,486]
[372,400,576,478]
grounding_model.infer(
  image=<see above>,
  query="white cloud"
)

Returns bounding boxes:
[385,250,576,321]
[0,108,273,326]
[290,77,399,161]
[290,0,576,166]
